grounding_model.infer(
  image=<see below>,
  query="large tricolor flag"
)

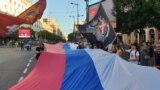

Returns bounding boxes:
[9,43,160,90]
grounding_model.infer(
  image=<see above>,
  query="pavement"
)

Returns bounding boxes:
[0,47,37,90]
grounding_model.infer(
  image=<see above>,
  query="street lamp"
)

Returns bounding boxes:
[69,16,76,32]
[69,16,75,23]
[79,14,84,17]
[84,0,89,23]
[70,2,79,25]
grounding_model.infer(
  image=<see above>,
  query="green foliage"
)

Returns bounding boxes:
[37,31,65,42]
[112,0,160,33]
[68,31,81,42]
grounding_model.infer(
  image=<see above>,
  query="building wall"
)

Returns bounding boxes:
[145,27,159,44]
[0,0,31,16]
[32,19,43,32]
[40,18,63,37]
[40,18,54,33]
[0,0,44,33]
[19,19,43,31]
[0,0,64,38]
[122,28,160,45]
[122,34,129,44]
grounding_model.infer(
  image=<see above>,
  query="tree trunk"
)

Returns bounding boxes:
[139,28,144,45]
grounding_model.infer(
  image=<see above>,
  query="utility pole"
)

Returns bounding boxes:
[84,0,89,23]
[69,16,75,32]
[71,2,79,25]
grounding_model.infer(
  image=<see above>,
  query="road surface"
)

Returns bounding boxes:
[0,47,36,90]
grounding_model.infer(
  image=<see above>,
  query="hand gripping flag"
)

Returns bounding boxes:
[78,3,116,48]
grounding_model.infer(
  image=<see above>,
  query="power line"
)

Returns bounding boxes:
[48,8,86,15]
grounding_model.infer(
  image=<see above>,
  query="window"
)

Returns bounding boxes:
[18,4,20,8]
[5,4,6,9]
[14,1,16,5]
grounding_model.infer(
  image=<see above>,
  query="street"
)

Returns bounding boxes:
[0,47,36,90]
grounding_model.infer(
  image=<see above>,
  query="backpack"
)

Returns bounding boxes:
[130,50,138,56]
[120,50,139,61]
[130,50,140,61]
[120,51,130,61]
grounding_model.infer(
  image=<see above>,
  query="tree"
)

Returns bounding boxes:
[112,0,132,34]
[68,31,81,42]
[112,0,160,42]
[37,31,65,43]
[148,0,160,29]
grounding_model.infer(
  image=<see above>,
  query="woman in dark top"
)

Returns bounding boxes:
[36,44,44,60]
[154,42,160,69]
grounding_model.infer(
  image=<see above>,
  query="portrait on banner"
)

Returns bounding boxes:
[93,16,110,42]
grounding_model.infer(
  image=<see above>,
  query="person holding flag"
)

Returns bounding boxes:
[78,3,116,49]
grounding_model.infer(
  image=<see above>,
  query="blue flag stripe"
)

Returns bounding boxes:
[61,49,103,90]
[63,43,71,49]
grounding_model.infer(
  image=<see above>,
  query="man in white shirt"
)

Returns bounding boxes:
[126,44,140,64]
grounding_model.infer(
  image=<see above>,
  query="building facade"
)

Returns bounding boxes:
[116,28,160,45]
[107,19,160,45]
[0,0,45,32]
[0,0,65,39]
[41,18,64,37]
[19,19,43,32]
[31,19,43,32]
[0,0,32,16]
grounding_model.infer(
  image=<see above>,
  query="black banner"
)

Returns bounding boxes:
[78,3,116,48]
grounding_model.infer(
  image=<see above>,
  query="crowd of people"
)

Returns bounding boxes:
[8,37,157,69]
[77,38,92,49]
[77,38,104,49]
[76,37,160,69]
[110,41,160,69]
[0,39,34,51]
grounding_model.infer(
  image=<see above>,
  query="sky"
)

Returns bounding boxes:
[31,0,100,37]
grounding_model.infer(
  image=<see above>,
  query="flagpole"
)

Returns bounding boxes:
[81,0,116,49]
